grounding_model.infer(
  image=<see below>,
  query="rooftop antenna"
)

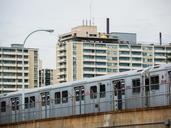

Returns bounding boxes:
[92,17,95,26]
[159,32,162,45]
[82,20,84,26]
[89,3,92,26]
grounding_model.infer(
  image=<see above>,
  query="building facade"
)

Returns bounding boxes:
[56,25,171,83]
[39,69,54,86]
[0,44,38,93]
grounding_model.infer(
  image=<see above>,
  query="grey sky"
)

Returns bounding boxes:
[0,0,171,68]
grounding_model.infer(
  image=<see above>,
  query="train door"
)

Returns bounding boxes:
[145,78,150,107]
[112,79,125,110]
[74,86,85,115]
[168,71,171,105]
[0,99,10,124]
[10,97,20,123]
[40,92,50,119]
[24,95,36,120]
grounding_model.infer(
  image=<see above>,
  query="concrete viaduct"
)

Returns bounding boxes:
[0,105,171,128]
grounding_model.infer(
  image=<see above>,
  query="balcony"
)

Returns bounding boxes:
[59,65,66,69]
[83,64,95,68]
[2,76,29,79]
[83,58,95,62]
[95,59,107,62]
[60,71,66,75]
[95,71,107,75]
[58,52,66,57]
[59,77,66,81]
[119,54,130,57]
[95,47,107,50]
[95,53,107,56]
[83,71,95,74]
[119,48,130,51]
[154,55,166,59]
[2,69,29,73]
[83,52,95,56]
[131,60,142,63]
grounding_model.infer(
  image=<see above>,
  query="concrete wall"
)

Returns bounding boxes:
[1,106,171,128]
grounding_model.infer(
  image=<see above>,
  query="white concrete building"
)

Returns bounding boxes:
[0,44,38,93]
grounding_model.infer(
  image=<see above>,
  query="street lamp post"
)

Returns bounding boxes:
[21,29,54,120]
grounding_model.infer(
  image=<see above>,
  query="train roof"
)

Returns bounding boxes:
[1,64,171,98]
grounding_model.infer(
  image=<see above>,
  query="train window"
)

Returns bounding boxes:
[25,97,29,109]
[41,92,50,106]
[100,83,105,98]
[55,92,61,104]
[1,101,6,112]
[150,75,159,90]
[74,86,84,101]
[113,80,125,96]
[132,79,140,93]
[90,86,97,99]
[62,91,68,103]
[145,78,149,92]
[11,98,14,110]
[11,97,19,111]
[30,96,35,108]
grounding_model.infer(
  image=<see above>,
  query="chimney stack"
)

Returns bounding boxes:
[106,18,110,34]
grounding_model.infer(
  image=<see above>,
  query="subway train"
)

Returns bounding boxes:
[0,64,171,124]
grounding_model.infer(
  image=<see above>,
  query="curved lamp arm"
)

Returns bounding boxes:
[23,29,54,46]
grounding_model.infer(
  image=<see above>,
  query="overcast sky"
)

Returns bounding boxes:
[0,0,171,68]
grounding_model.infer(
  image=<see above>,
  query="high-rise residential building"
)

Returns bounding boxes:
[39,69,54,86]
[56,25,171,83]
[0,44,38,93]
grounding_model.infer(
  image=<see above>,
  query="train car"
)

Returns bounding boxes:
[0,64,171,124]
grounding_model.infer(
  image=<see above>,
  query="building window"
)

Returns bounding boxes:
[132,79,140,93]
[150,75,159,90]
[90,86,97,99]
[119,51,129,55]
[119,63,130,67]
[62,91,68,103]
[132,63,141,67]
[95,62,106,65]
[1,101,6,112]
[132,51,141,55]
[100,83,106,98]
[95,56,106,60]
[96,68,106,72]
[119,45,129,49]
[55,92,61,104]
[83,74,94,78]
[119,69,130,72]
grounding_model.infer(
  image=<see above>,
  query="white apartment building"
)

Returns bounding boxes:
[0,44,38,93]
[56,25,171,83]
